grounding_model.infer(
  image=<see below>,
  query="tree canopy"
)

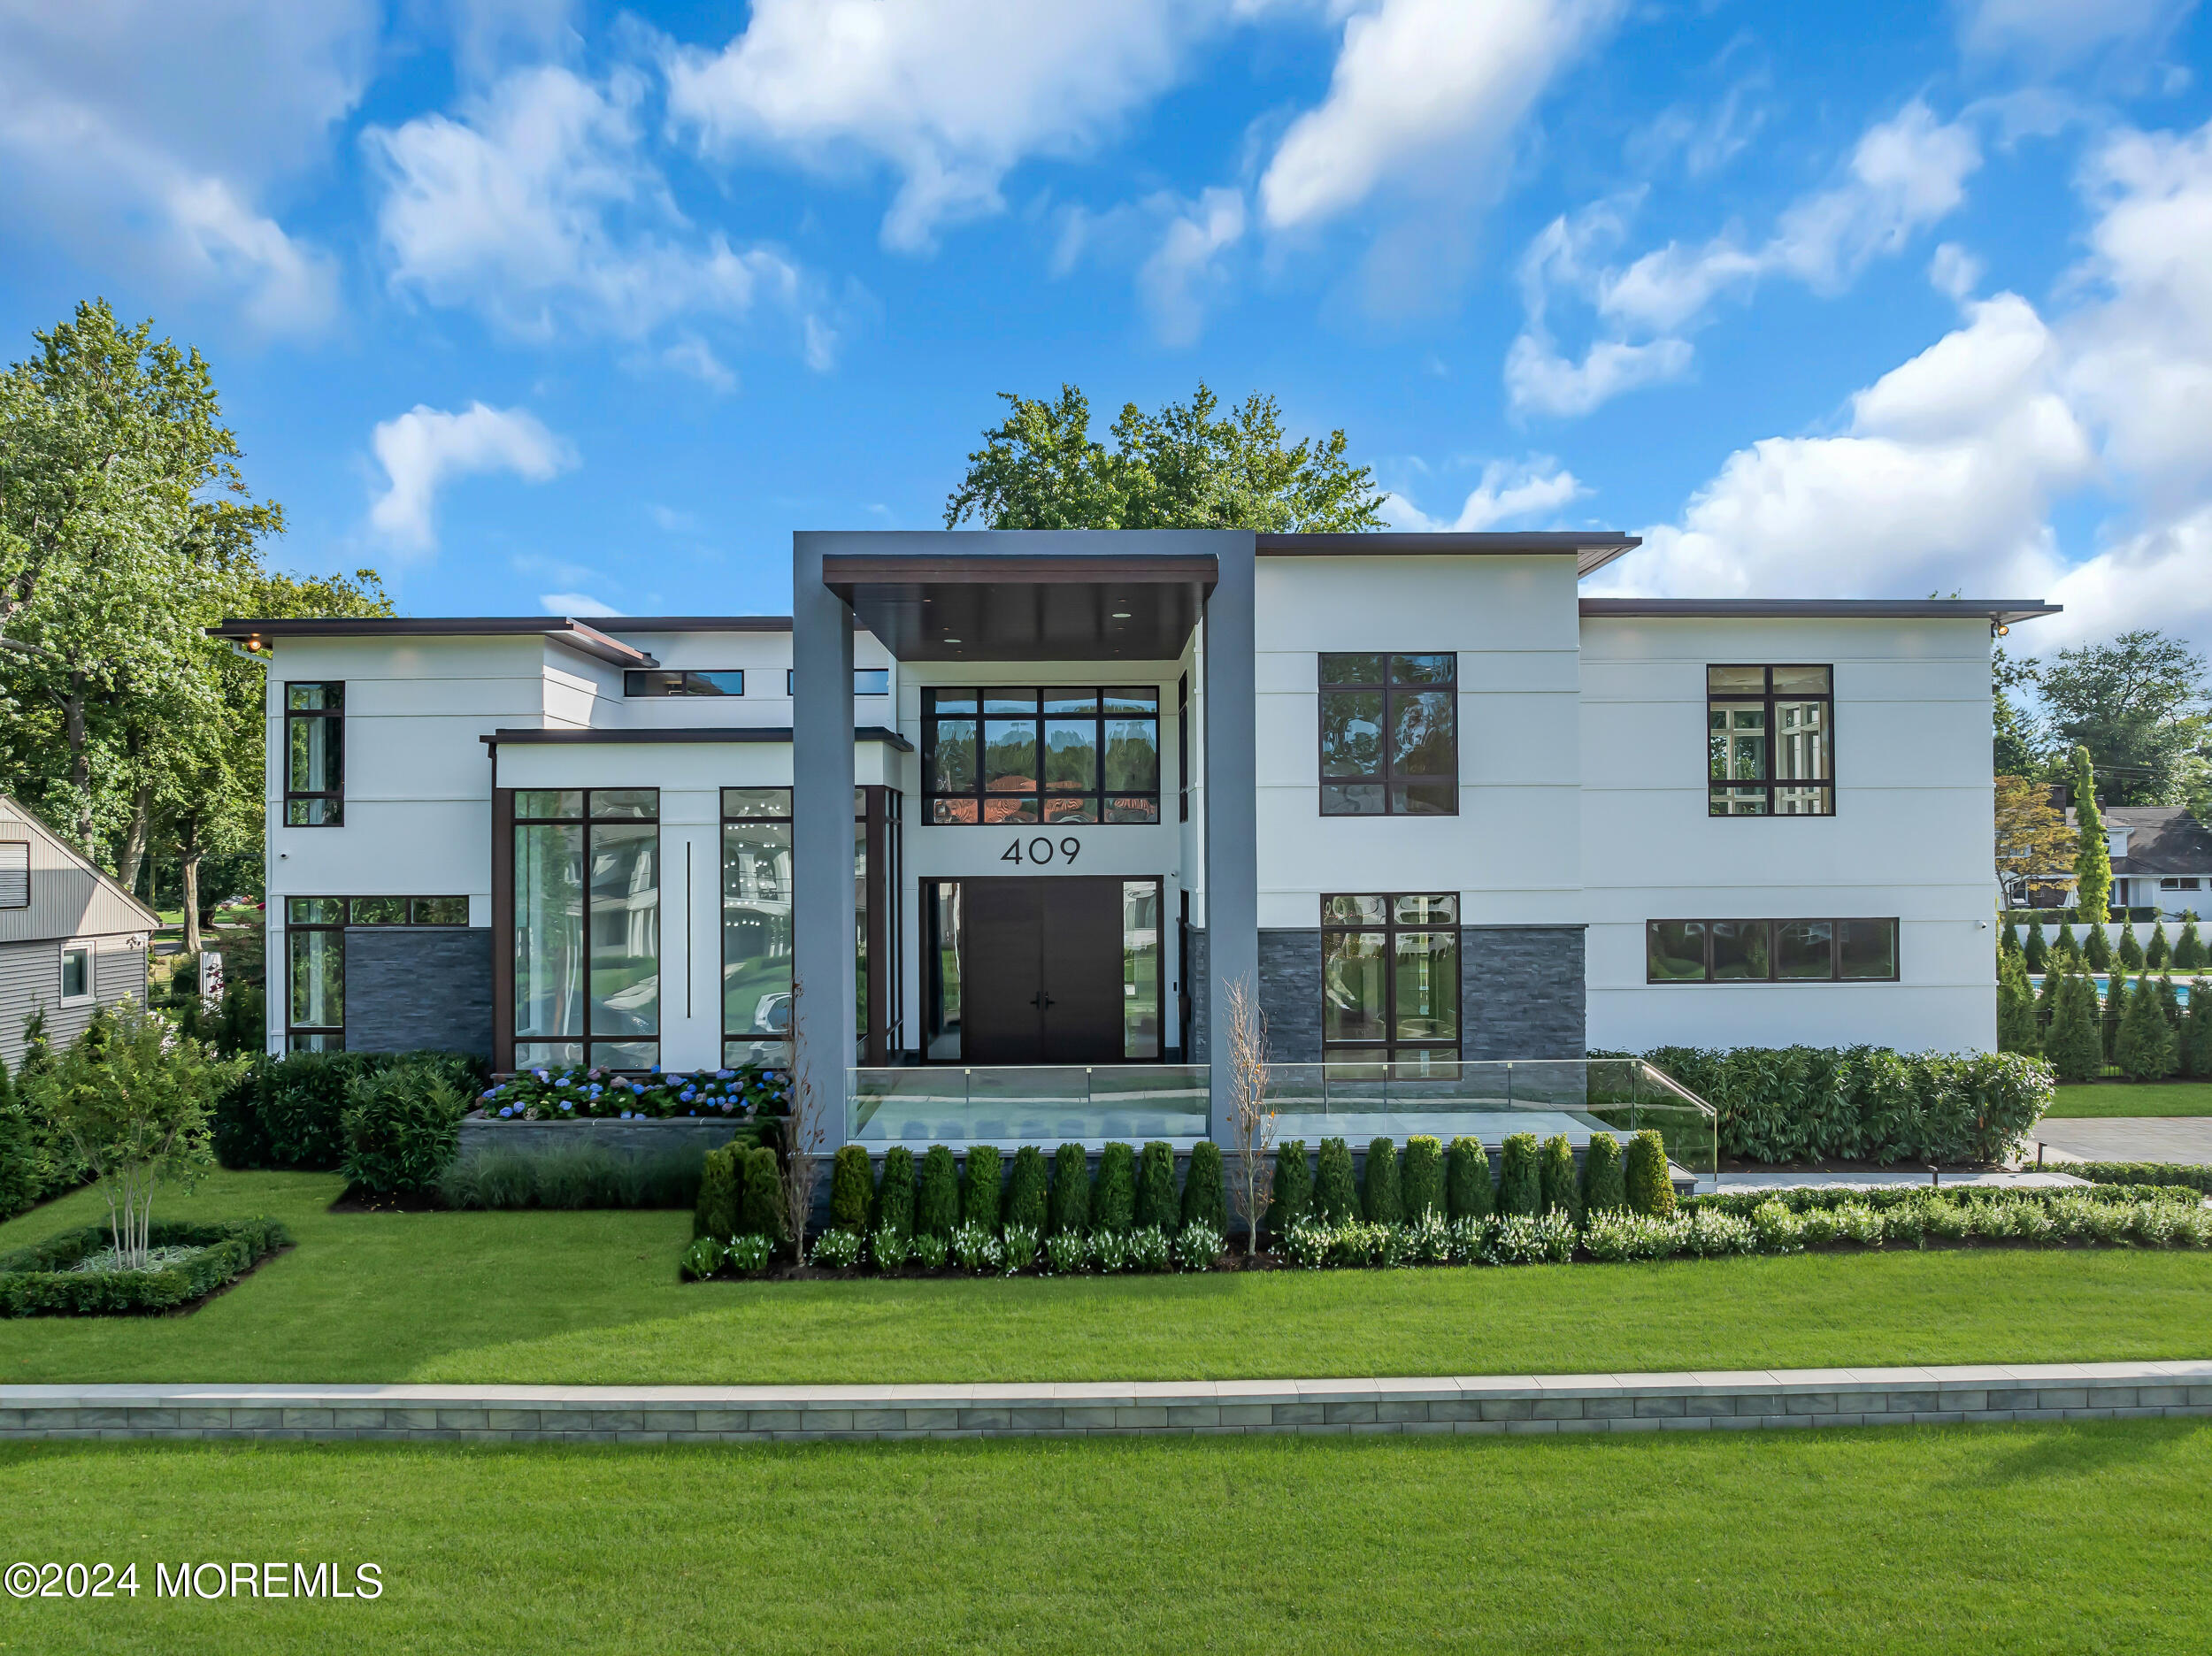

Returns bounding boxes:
[944,383,1387,533]
[2031,630,2207,806]
[1993,774,2074,907]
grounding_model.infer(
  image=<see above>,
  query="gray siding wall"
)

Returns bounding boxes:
[0,935,147,1068]
[0,800,158,945]
[1460,925,1586,1060]
[345,928,495,1058]
[1257,928,1322,1063]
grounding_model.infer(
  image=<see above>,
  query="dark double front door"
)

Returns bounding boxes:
[961,877,1125,1064]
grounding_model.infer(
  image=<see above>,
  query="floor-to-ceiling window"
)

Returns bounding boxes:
[1320,893,1460,1075]
[514,788,659,1070]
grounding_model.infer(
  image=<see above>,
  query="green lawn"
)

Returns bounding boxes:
[3,1424,2209,1653]
[2048,1082,2212,1118]
[6,1170,2212,1385]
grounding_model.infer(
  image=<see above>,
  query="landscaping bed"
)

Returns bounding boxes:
[0,1217,290,1316]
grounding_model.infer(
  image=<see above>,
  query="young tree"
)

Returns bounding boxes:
[944,383,1387,533]
[2070,747,2113,923]
[2039,630,2208,806]
[1220,974,1276,1255]
[27,1003,241,1269]
[1994,775,2075,907]
[2115,972,2178,1080]
[778,978,833,1262]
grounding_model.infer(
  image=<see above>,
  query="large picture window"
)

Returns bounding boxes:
[1321,893,1460,1073]
[1646,917,1898,983]
[722,787,793,1067]
[1709,665,1832,816]
[922,687,1160,824]
[514,789,659,1070]
[1318,655,1457,816]
[285,682,343,825]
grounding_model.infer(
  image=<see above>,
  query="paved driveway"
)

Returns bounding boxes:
[2032,1116,2212,1166]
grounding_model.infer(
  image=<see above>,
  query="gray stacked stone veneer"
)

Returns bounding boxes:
[8,1362,2205,1443]
[457,1116,744,1161]
[1459,925,1586,1061]
[1257,930,1323,1063]
[344,927,494,1059]
[1187,925,1208,1061]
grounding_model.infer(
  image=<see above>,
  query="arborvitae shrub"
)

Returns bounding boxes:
[2001,915,2022,958]
[694,1145,740,1238]
[2105,966,2131,1062]
[1135,1141,1179,1232]
[2157,973,2182,1034]
[2085,923,2113,970]
[2045,972,2105,1082]
[2116,973,2178,1080]
[1997,948,2040,1054]
[2055,920,2079,961]
[1446,1137,1493,1220]
[1497,1133,1540,1216]
[2117,924,2144,970]
[1361,1138,1402,1223]
[1050,1143,1090,1234]
[961,1144,1002,1230]
[740,1146,787,1239]
[2036,960,2065,1035]
[1624,1130,1676,1218]
[2187,979,2212,1079]
[1269,1140,1311,1233]
[873,1145,916,1238]
[828,1145,872,1232]
[2024,918,2048,975]
[1005,1146,1049,1234]
[2147,923,2172,970]
[1181,1140,1227,1233]
[1580,1132,1627,1214]
[1314,1137,1358,1223]
[1400,1136,1444,1222]
[2174,916,2205,971]
[1538,1134,1578,1220]
[918,1145,961,1238]
[1092,1142,1136,1233]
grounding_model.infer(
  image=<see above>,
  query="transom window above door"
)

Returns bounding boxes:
[1709,665,1833,816]
[922,687,1160,824]
[1318,655,1457,816]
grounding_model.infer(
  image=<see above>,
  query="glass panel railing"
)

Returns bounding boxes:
[848,1065,1209,1144]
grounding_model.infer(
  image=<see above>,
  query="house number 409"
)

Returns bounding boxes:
[1002,836,1083,865]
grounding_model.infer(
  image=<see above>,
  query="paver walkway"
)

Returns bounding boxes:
[2033,1117,2212,1166]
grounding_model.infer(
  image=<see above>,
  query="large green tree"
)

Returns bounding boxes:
[944,383,1388,533]
[1992,647,2047,778]
[2037,630,2207,805]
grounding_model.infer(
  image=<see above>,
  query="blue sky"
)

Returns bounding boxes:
[4,0,2210,654]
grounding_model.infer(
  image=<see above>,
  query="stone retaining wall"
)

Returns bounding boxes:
[7,1362,2204,1444]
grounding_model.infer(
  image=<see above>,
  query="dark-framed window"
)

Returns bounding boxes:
[922,686,1160,824]
[1645,917,1898,983]
[786,668,892,696]
[282,895,472,1052]
[1178,673,1190,824]
[0,842,26,908]
[1318,655,1456,816]
[512,789,660,1071]
[285,682,343,826]
[1709,665,1832,816]
[626,669,743,697]
[1320,893,1460,1072]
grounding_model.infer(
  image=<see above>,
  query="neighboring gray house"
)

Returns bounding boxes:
[0,795,157,1068]
[2063,803,2212,917]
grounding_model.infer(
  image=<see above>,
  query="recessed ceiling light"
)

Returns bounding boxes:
[1111,611,1133,619]
[942,637,961,644]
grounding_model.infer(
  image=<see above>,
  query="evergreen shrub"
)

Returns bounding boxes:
[1092,1142,1136,1233]
[2147,923,2171,970]
[1269,1139,1311,1232]
[1181,1140,1226,1233]
[2024,918,2049,975]
[1580,1131,1626,1214]
[2116,974,2178,1080]
[961,1144,1003,1230]
[1497,1133,1540,1216]
[2085,924,2113,970]
[1445,1137,1492,1220]
[339,1064,465,1199]
[2173,915,2204,971]
[1362,1138,1402,1224]
[917,1145,960,1238]
[694,1145,740,1238]
[1314,1137,1357,1223]
[740,1146,787,1240]
[2187,979,2212,1080]
[1400,1136,1444,1222]
[2001,915,2021,957]
[2045,973,2105,1082]
[1005,1146,1049,1234]
[1538,1134,1578,1220]
[1050,1143,1089,1235]
[1135,1140,1178,1232]
[828,1145,872,1232]
[1997,948,2039,1054]
[2117,924,2144,970]
[1624,1130,1676,1218]
[873,1145,916,1238]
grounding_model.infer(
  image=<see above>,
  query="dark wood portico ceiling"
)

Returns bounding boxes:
[822,553,1217,662]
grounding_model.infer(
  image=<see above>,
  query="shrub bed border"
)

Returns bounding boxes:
[0,1219,291,1317]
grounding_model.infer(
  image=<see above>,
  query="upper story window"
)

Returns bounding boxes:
[626,669,743,697]
[1708,665,1832,816]
[922,687,1160,824]
[285,683,343,826]
[0,842,26,908]
[1318,654,1457,816]
[786,669,892,696]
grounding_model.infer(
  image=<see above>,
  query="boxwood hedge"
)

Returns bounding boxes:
[1,1218,290,1316]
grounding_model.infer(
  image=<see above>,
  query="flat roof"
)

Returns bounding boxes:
[1258,531,1641,578]
[480,725,915,753]
[1578,598,2061,626]
[210,617,658,669]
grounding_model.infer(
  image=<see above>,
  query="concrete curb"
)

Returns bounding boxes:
[4,1361,2208,1443]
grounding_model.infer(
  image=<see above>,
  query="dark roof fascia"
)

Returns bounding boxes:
[480,725,915,753]
[1578,598,2062,626]
[209,617,658,668]
[595,617,793,632]
[821,553,1219,592]
[1257,531,1640,579]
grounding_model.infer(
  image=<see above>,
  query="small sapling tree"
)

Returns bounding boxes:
[1221,975,1277,1255]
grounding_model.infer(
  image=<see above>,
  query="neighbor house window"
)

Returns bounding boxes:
[626,670,743,697]
[283,896,472,1052]
[513,789,660,1070]
[59,942,94,1004]
[285,682,343,825]
[2162,878,2200,893]
[1646,917,1898,983]
[922,687,1160,824]
[1321,893,1459,1072]
[1318,655,1457,816]
[785,669,892,696]
[0,841,26,908]
[1708,666,1832,816]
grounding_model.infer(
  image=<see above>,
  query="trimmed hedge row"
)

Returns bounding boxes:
[215,1050,485,1171]
[0,1218,291,1316]
[1616,1046,2054,1165]
[2050,1162,2212,1195]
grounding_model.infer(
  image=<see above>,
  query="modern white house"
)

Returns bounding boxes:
[213,529,2055,1143]
[0,794,158,1068]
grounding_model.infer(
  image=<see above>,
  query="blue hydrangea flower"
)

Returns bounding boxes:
[498,1105,513,1117]
[650,1063,663,1074]
[621,1109,634,1120]
[716,1069,735,1080]
[560,1100,574,1111]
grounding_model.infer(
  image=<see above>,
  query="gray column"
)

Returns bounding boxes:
[791,533,856,1144]
[1203,533,1258,1139]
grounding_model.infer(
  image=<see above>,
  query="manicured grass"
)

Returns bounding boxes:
[2048,1082,2212,1118]
[6,1170,2212,1385]
[3,1424,2210,1653]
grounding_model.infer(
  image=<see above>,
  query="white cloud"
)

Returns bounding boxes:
[0,0,369,334]
[1929,241,1985,301]
[1136,188,1247,347]
[1956,0,2196,63]
[368,402,578,553]
[663,1,1233,253]
[1382,457,1586,531]
[366,65,809,348]
[538,591,625,617]
[659,336,738,392]
[1258,0,1624,232]
[1509,102,1983,417]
